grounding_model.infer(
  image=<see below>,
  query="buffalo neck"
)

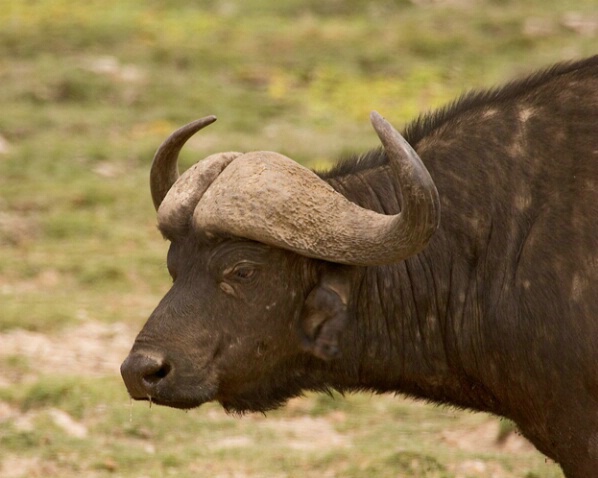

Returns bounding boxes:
[320,161,504,415]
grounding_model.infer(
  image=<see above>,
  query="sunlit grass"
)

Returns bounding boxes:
[0,376,563,477]
[1,0,595,475]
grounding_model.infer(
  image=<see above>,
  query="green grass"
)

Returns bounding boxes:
[0,376,563,477]
[1,0,595,475]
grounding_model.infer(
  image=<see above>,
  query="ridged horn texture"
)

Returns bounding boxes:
[152,112,440,266]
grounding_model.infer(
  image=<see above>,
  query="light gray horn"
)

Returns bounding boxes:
[192,112,440,265]
[150,115,217,210]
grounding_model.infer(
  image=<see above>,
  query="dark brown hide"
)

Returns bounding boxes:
[122,56,598,478]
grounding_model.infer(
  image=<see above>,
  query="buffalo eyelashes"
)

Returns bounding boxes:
[220,262,260,297]
[224,262,259,283]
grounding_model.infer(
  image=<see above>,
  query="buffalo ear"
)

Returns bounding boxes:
[299,267,351,361]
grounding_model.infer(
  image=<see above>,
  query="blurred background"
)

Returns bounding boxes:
[0,0,596,476]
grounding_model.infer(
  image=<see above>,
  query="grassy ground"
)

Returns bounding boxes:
[1,0,596,476]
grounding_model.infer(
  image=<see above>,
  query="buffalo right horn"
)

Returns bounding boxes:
[192,112,440,266]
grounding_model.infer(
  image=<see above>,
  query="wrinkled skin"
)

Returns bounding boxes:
[125,235,319,412]
[122,56,598,478]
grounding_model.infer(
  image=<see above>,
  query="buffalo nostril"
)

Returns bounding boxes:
[121,352,171,399]
[143,361,171,385]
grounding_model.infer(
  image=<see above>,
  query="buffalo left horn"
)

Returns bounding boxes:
[150,115,218,211]
[191,111,440,266]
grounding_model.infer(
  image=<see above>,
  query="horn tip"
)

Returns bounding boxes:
[190,115,217,129]
[370,111,396,141]
[199,115,217,125]
[369,110,383,124]
[369,111,392,135]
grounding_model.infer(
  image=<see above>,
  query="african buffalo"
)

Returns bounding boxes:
[121,56,598,477]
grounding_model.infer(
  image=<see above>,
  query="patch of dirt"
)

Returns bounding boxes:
[0,210,39,247]
[449,459,514,478]
[0,134,11,155]
[263,415,351,451]
[441,419,534,454]
[209,435,254,450]
[82,55,145,83]
[0,456,55,478]
[0,320,136,383]
[0,401,18,421]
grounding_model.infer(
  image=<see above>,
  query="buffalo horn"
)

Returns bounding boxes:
[150,115,217,210]
[191,112,440,266]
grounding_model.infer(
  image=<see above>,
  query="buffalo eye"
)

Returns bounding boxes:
[220,262,260,297]
[224,262,259,283]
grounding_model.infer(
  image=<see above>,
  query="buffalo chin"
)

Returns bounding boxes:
[129,388,216,411]
[216,384,306,415]
[218,397,291,415]
[145,397,207,410]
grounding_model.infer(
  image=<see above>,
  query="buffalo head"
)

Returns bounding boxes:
[120,113,439,413]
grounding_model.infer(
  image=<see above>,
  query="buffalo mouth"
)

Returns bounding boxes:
[125,379,218,410]
[131,390,215,410]
[120,351,218,410]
